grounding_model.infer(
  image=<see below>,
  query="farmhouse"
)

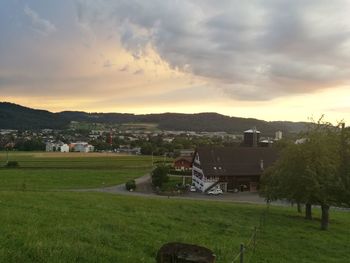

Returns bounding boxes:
[192,146,278,193]
[174,156,193,171]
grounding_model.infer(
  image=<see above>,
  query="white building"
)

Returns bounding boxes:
[46,142,56,152]
[275,131,283,141]
[71,142,94,152]
[60,144,69,152]
[46,141,69,152]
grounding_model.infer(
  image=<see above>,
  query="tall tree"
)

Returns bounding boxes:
[261,118,343,230]
[260,142,315,219]
[339,125,350,207]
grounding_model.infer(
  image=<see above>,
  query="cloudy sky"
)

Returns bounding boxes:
[1,0,350,122]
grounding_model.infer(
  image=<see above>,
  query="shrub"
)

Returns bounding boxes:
[125,180,136,191]
[5,161,19,168]
[152,165,170,187]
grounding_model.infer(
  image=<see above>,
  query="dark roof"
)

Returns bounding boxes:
[195,146,279,176]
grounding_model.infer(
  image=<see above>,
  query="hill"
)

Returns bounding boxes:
[0,102,68,130]
[0,191,349,262]
[0,102,307,134]
[0,153,348,262]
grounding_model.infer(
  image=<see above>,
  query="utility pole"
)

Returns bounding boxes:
[152,151,154,167]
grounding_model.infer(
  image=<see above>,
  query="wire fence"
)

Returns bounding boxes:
[231,202,270,263]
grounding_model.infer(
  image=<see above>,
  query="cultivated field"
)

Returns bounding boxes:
[0,152,157,190]
[0,152,349,262]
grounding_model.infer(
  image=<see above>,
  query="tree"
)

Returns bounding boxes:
[261,118,343,230]
[15,139,45,151]
[303,120,342,230]
[140,143,153,155]
[260,143,314,218]
[339,125,350,207]
[151,165,169,188]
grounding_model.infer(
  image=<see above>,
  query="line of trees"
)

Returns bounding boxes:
[260,118,350,230]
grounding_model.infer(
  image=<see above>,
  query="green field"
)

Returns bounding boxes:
[0,152,157,190]
[0,152,349,262]
[0,152,155,169]
[0,168,148,190]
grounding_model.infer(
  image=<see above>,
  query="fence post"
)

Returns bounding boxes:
[240,243,244,263]
[253,227,257,251]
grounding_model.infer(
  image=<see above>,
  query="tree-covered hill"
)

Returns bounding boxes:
[0,102,307,134]
[0,102,69,130]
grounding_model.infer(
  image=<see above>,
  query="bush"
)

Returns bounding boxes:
[152,165,170,187]
[125,180,136,191]
[5,161,19,168]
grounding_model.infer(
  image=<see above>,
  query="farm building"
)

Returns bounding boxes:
[192,146,278,193]
[174,156,193,171]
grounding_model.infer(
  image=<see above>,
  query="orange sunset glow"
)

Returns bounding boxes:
[1,1,350,123]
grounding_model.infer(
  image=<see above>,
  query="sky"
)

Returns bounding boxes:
[1,0,350,123]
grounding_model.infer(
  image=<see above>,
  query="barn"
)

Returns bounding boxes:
[192,146,278,193]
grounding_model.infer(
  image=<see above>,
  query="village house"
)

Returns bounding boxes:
[192,146,278,193]
[45,142,70,152]
[70,142,94,152]
[174,156,193,171]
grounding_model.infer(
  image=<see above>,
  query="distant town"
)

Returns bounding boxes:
[0,124,283,157]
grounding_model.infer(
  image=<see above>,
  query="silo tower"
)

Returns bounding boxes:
[243,127,260,147]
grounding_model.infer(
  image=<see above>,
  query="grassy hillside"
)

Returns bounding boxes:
[0,192,349,262]
[0,152,348,262]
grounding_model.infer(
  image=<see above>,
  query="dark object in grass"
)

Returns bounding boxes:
[157,242,215,263]
[125,180,136,191]
[5,161,19,168]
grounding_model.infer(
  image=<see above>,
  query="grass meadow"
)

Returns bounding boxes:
[0,152,156,190]
[0,152,349,262]
[0,192,349,263]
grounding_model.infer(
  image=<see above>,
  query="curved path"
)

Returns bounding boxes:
[72,175,350,210]
[73,174,270,205]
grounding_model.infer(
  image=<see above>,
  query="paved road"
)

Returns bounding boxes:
[72,175,350,210]
[73,174,271,205]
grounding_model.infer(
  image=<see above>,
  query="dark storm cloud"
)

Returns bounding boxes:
[75,0,350,100]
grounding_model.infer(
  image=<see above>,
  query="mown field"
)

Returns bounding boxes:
[0,152,349,262]
[0,152,156,169]
[0,152,158,190]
